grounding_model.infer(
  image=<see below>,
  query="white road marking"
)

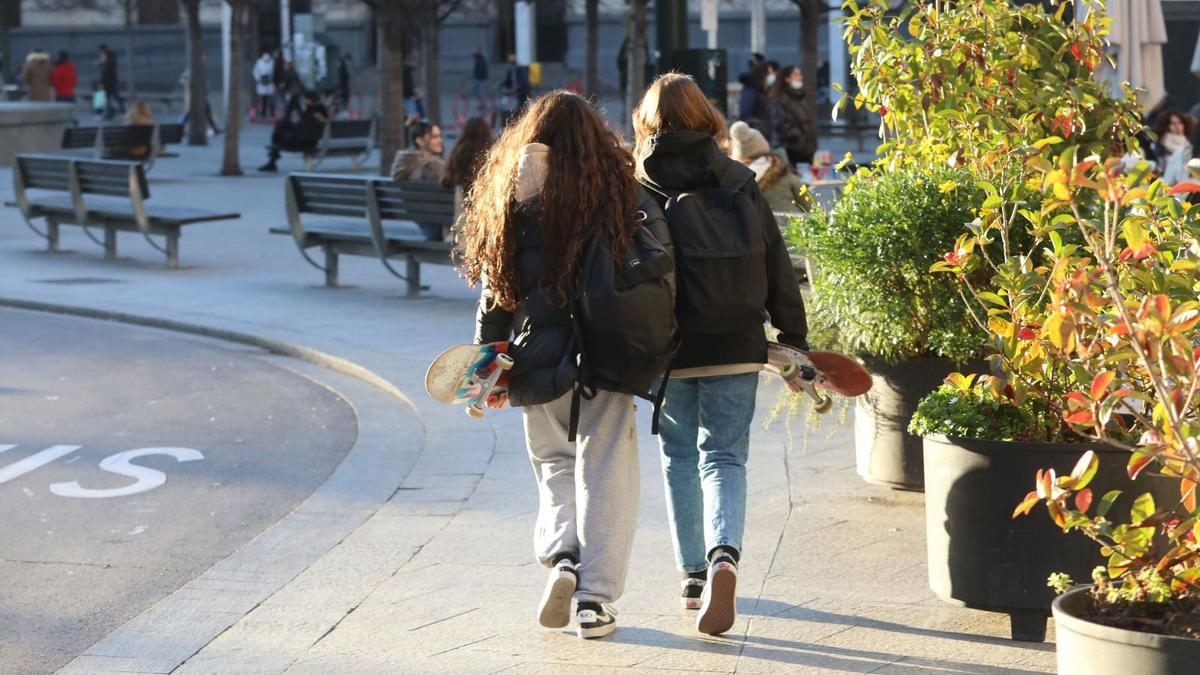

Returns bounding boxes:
[49,447,204,499]
[0,445,81,484]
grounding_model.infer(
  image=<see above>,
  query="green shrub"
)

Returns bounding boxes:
[908,380,1035,441]
[792,167,983,363]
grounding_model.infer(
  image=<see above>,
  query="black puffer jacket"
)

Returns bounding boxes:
[637,130,808,370]
[475,193,671,407]
[770,86,818,163]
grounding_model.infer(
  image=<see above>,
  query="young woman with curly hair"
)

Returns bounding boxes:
[457,91,670,639]
[633,73,808,636]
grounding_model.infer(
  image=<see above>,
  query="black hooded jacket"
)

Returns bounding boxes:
[637,130,808,370]
[475,193,671,406]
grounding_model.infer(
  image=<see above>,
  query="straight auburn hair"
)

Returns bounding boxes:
[632,72,729,159]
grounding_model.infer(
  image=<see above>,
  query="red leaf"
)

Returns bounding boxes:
[1168,182,1200,195]
[1134,243,1157,260]
[1065,391,1090,407]
[1075,488,1094,512]
[1013,491,1040,518]
[1065,410,1095,425]
[1128,452,1154,480]
[1090,371,1115,400]
[1018,327,1036,341]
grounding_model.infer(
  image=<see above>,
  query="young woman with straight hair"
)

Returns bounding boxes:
[633,72,809,635]
[457,90,670,639]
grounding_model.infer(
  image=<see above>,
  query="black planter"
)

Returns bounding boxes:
[924,435,1171,642]
[854,356,959,491]
[1054,586,1200,674]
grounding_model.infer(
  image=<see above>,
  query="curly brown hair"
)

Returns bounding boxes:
[440,117,494,190]
[456,91,638,312]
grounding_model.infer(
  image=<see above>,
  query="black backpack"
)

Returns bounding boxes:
[569,203,678,440]
[658,186,768,333]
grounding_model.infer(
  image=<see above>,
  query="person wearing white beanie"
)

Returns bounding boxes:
[729,121,808,212]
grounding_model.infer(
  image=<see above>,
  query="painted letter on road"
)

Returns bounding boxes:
[49,447,204,498]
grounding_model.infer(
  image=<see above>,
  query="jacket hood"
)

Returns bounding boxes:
[26,51,50,63]
[637,130,754,195]
[515,142,550,202]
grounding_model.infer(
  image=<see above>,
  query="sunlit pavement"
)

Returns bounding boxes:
[0,126,1052,674]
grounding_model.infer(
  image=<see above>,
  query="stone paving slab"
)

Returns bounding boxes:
[0,128,1053,673]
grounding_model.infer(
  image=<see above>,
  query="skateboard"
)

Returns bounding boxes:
[765,342,872,413]
[424,342,514,418]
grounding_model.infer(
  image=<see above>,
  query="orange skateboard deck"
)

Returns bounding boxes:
[766,342,871,413]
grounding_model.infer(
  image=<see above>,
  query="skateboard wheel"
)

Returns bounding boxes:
[494,353,515,370]
[779,362,797,379]
[466,406,484,419]
[814,396,833,414]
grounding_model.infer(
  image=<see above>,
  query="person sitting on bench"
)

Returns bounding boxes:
[258,86,328,173]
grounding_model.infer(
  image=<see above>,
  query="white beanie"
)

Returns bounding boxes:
[730,120,770,162]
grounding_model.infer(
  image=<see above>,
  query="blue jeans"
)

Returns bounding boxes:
[657,372,758,573]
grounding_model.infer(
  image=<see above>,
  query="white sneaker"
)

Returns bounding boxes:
[538,557,577,628]
[697,552,738,635]
[576,601,617,639]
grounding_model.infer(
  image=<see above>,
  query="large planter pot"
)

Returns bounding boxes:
[854,356,959,490]
[924,435,1171,642]
[1053,586,1200,674]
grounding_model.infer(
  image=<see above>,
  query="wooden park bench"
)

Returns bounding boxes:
[269,172,455,295]
[7,153,240,268]
[60,123,184,170]
[297,118,376,170]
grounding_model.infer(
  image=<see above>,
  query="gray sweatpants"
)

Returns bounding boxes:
[522,389,640,604]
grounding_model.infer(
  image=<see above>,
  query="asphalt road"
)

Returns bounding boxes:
[0,308,357,674]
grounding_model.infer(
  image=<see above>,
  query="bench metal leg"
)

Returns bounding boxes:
[104,227,117,260]
[324,245,339,287]
[46,220,59,252]
[406,255,421,296]
[165,231,180,269]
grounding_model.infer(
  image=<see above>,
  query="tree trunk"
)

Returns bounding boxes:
[123,0,136,99]
[378,8,407,175]
[0,0,11,86]
[184,0,208,145]
[221,0,245,175]
[799,0,820,124]
[421,3,440,124]
[584,0,597,98]
[626,0,647,136]
[496,0,514,62]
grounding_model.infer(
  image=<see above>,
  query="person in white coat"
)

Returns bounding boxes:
[253,50,276,120]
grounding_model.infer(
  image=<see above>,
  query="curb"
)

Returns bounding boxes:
[0,295,420,417]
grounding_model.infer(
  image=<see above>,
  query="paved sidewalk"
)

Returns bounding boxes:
[0,129,1049,674]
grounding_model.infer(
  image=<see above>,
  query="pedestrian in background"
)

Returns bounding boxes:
[440,116,494,226]
[179,64,221,136]
[97,45,124,117]
[471,46,488,102]
[633,72,808,637]
[258,87,327,173]
[123,101,154,159]
[51,51,77,102]
[253,50,276,119]
[20,47,52,101]
[736,62,771,142]
[391,119,445,240]
[769,64,818,167]
[729,121,807,212]
[337,53,352,112]
[458,91,665,640]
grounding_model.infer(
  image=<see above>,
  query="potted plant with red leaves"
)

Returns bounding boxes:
[1012,154,1200,671]
[838,0,1141,499]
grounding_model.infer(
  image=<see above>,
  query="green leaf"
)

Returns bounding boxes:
[977,292,1006,307]
[1130,492,1155,525]
[1097,490,1122,518]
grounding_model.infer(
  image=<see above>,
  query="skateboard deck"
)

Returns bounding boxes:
[424,342,513,418]
[766,342,871,413]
